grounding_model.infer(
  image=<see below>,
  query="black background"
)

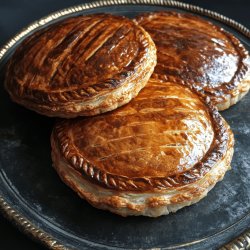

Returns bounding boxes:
[0,0,249,249]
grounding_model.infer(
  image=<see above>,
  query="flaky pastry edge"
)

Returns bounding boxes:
[51,119,234,217]
[215,69,250,110]
[135,11,250,111]
[5,25,157,118]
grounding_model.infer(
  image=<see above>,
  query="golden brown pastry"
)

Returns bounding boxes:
[51,78,234,217]
[5,13,156,118]
[135,11,250,110]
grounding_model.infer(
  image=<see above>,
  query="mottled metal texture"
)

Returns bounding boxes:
[0,0,250,249]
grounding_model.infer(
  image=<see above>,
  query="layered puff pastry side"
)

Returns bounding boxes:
[51,79,234,217]
[135,11,250,110]
[5,14,156,118]
[5,11,247,217]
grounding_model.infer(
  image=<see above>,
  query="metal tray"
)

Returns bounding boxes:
[0,1,250,249]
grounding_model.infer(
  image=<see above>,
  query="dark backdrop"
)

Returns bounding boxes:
[0,0,249,249]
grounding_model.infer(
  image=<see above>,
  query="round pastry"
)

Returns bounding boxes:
[135,11,250,110]
[51,78,234,217]
[5,13,156,118]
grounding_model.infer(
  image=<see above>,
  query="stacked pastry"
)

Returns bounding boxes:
[5,12,250,217]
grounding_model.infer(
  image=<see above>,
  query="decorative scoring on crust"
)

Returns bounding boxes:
[51,128,234,216]
[5,14,153,104]
[0,0,249,249]
[135,11,250,105]
[53,84,230,192]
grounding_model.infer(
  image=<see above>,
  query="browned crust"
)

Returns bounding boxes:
[51,121,234,216]
[5,13,156,117]
[5,47,156,118]
[135,11,250,109]
[215,69,250,110]
[51,81,232,192]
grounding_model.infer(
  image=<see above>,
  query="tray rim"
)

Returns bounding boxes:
[0,0,250,249]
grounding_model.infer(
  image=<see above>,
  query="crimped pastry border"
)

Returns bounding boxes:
[0,0,249,249]
[5,43,156,118]
[52,85,230,192]
[5,16,154,103]
[51,122,234,217]
[4,15,157,117]
[135,11,250,110]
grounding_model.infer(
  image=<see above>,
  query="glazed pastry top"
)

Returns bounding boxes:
[53,79,230,191]
[5,14,152,103]
[136,11,250,103]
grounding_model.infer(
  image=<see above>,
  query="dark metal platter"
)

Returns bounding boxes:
[0,1,250,249]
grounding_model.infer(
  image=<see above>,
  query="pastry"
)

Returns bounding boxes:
[5,13,156,118]
[51,78,234,217]
[135,11,250,110]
